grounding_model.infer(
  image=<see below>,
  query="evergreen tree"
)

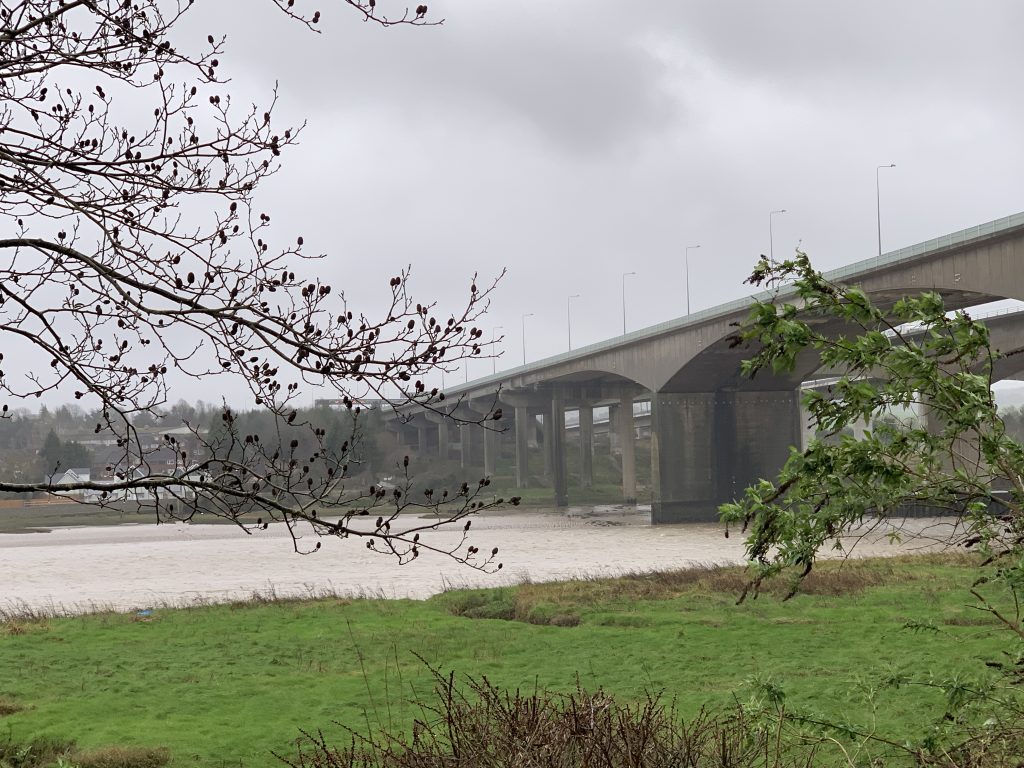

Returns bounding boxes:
[38,430,63,478]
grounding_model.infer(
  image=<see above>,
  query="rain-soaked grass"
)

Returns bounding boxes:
[0,554,1012,767]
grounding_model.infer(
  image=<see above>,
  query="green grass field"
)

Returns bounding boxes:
[0,555,1014,767]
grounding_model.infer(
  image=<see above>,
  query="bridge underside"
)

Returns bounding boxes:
[389,214,1024,524]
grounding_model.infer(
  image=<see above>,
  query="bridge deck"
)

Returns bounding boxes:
[450,210,1024,395]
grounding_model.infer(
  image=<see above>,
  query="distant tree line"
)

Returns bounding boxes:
[0,401,389,500]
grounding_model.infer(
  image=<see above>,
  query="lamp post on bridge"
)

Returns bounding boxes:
[621,271,636,335]
[521,313,533,366]
[567,294,580,351]
[491,325,503,375]
[685,244,700,315]
[769,209,786,265]
[876,163,896,257]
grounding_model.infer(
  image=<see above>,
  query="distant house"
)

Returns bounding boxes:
[314,397,384,411]
[41,423,208,506]
[82,463,200,505]
[42,460,200,505]
[43,467,91,499]
[45,466,90,485]
[90,426,205,484]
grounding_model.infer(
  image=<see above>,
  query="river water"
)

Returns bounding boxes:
[0,506,955,614]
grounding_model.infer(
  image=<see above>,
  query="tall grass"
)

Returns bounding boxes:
[0,738,169,768]
[278,672,816,768]
[438,556,958,626]
[0,583,394,623]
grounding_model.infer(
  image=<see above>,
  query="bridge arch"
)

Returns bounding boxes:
[649,286,1024,524]
[399,213,1024,522]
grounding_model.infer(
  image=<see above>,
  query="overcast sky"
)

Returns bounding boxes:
[171,0,1024,401]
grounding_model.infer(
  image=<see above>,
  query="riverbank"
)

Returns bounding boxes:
[1,509,955,613]
[0,500,160,534]
[0,485,637,536]
[0,554,1012,767]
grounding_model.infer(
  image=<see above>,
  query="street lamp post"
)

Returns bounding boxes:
[521,313,533,366]
[621,272,636,335]
[567,294,580,351]
[769,209,786,264]
[876,163,896,257]
[491,325,503,375]
[684,245,700,315]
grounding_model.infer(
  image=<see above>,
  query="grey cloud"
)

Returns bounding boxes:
[202,1,679,155]
[158,0,1024,401]
[656,2,1024,111]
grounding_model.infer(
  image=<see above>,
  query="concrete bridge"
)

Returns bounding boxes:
[388,211,1024,523]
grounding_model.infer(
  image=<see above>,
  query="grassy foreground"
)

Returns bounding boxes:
[0,555,1014,767]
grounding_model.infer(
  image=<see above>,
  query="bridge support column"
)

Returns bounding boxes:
[542,415,553,481]
[483,424,498,477]
[651,390,801,523]
[514,406,531,488]
[579,404,593,488]
[437,420,450,460]
[551,390,568,507]
[618,393,636,504]
[651,393,714,522]
[417,424,429,455]
[923,399,982,470]
[391,421,411,450]
[460,423,481,470]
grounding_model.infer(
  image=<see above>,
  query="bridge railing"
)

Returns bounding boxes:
[826,211,1024,283]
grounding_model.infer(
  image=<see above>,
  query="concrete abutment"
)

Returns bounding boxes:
[651,390,801,523]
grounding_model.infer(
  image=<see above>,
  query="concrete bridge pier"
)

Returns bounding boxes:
[501,392,553,489]
[578,403,594,487]
[391,420,418,454]
[728,390,801,497]
[618,392,637,504]
[462,402,500,477]
[482,423,499,477]
[651,390,801,523]
[650,393,715,522]
[542,414,553,481]
[417,423,429,456]
[551,389,568,507]
[923,398,983,472]
[513,406,531,488]
[459,423,482,470]
[608,404,619,456]
[426,414,450,461]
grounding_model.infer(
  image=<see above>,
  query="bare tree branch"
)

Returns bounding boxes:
[0,1,514,567]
